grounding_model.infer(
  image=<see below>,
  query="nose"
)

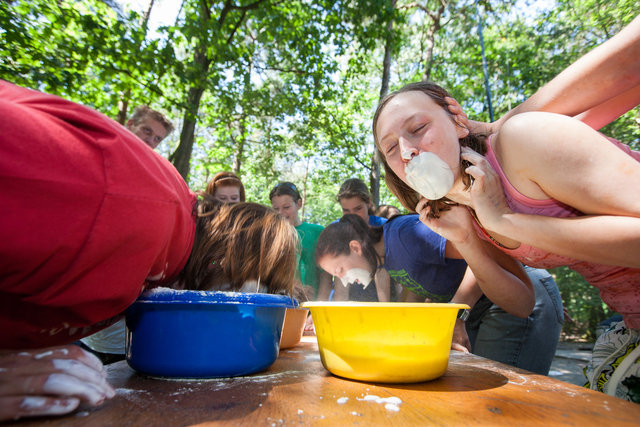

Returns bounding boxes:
[399,137,418,162]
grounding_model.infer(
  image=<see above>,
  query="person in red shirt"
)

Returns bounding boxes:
[0,81,297,421]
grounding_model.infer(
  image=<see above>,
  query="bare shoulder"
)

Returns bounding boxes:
[492,112,601,198]
[493,111,640,208]
[494,111,604,161]
[498,112,584,146]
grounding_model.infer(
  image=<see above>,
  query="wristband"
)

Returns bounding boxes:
[457,308,470,322]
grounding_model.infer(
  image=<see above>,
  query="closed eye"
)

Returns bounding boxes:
[384,142,398,155]
[411,123,427,134]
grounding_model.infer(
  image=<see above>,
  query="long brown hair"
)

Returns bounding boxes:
[178,193,298,295]
[372,81,487,217]
[205,171,246,202]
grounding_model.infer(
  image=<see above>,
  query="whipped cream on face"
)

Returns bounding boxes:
[341,268,373,289]
[404,152,454,200]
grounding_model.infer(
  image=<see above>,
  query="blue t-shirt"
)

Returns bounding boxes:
[368,215,387,227]
[331,215,388,226]
[383,215,467,302]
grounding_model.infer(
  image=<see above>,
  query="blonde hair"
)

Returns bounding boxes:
[179,193,298,295]
[206,171,246,202]
[372,81,486,218]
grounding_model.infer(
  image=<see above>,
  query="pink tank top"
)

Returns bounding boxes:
[474,134,640,328]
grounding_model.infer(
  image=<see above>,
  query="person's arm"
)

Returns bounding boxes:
[495,14,640,128]
[417,203,535,318]
[0,345,115,421]
[315,270,333,301]
[464,111,640,268]
[332,277,349,301]
[449,266,484,352]
[373,268,391,302]
[572,84,640,129]
[448,14,640,133]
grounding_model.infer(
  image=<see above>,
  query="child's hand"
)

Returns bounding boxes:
[445,96,494,135]
[460,146,514,233]
[0,345,115,421]
[451,319,471,352]
[416,201,475,245]
[303,313,316,336]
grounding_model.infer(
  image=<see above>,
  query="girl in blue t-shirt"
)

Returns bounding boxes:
[315,214,563,375]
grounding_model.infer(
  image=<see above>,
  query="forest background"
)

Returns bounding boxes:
[1,0,638,340]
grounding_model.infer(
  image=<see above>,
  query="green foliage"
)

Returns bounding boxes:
[2,0,637,328]
[550,266,614,340]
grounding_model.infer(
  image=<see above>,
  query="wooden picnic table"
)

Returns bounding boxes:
[11,336,640,426]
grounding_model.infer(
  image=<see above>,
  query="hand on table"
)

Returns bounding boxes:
[0,344,115,421]
[451,319,471,353]
[303,313,316,336]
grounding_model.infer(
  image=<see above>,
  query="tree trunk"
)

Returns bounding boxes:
[420,2,444,82]
[170,85,206,179]
[116,88,131,125]
[232,116,246,175]
[142,0,155,30]
[421,25,437,81]
[370,0,396,209]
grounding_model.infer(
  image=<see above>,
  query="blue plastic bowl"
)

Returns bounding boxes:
[125,288,295,378]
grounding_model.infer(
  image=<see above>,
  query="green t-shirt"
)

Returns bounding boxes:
[295,221,324,297]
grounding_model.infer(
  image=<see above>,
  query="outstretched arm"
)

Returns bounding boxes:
[315,270,333,301]
[495,14,640,128]
[447,14,640,133]
[374,268,392,302]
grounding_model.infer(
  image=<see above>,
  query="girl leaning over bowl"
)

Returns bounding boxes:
[372,79,640,402]
[0,80,298,421]
[316,214,563,375]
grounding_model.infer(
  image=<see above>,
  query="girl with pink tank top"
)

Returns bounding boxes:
[478,134,640,330]
[372,81,640,403]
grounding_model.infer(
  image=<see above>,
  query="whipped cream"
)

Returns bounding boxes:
[404,152,454,200]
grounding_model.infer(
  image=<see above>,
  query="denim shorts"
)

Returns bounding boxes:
[466,266,564,375]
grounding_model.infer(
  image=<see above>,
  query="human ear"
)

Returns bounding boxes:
[296,199,302,209]
[349,240,363,255]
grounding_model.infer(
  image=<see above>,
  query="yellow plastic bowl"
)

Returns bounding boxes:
[302,302,469,383]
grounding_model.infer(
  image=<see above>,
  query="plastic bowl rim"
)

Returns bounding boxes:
[302,302,469,309]
[133,288,296,308]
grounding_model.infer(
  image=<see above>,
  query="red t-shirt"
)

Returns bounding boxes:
[0,81,196,348]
